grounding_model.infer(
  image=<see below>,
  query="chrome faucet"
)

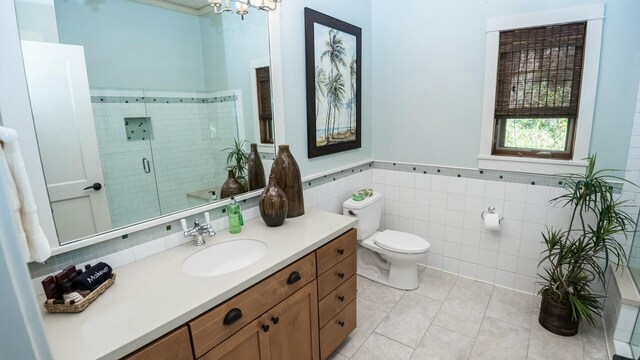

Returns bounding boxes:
[181,212,216,246]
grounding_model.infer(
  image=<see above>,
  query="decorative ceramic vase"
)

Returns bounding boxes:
[259,174,288,227]
[247,143,266,191]
[270,144,304,218]
[220,169,245,199]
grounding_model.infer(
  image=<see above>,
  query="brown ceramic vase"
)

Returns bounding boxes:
[247,143,266,191]
[270,145,304,218]
[220,169,245,199]
[259,174,288,227]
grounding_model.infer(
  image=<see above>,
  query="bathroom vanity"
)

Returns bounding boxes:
[39,211,357,360]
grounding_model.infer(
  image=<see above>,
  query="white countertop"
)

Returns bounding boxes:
[40,210,357,360]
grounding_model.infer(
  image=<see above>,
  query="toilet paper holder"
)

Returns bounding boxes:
[480,206,504,222]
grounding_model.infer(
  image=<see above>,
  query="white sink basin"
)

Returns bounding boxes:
[182,239,268,276]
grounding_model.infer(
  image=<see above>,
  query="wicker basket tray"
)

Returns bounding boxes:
[44,274,116,313]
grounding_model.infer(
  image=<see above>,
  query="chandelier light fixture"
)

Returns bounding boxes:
[207,0,281,20]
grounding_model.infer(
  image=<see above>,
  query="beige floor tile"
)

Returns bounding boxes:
[375,292,442,348]
[357,275,374,294]
[581,321,608,360]
[470,317,530,360]
[528,311,583,360]
[335,297,392,357]
[410,325,475,360]
[412,267,457,301]
[455,276,494,295]
[352,333,414,360]
[358,281,406,308]
[485,287,535,329]
[327,351,350,360]
[432,285,491,337]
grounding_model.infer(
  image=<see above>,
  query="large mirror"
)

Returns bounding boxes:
[14,0,275,244]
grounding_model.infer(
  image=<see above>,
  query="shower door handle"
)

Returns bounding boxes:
[142,158,151,173]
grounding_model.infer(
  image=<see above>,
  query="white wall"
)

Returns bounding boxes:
[277,0,373,176]
[371,0,640,171]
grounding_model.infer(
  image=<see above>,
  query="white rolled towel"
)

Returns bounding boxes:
[0,133,51,263]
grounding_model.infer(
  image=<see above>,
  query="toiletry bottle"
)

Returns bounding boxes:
[209,191,217,202]
[227,196,244,234]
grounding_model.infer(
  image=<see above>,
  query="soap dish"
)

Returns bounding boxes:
[43,274,116,313]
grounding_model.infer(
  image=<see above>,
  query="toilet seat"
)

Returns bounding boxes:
[373,230,430,254]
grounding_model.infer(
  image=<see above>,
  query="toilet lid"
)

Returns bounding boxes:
[374,230,430,254]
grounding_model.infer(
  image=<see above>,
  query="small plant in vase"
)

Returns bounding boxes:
[537,155,636,336]
[223,139,249,189]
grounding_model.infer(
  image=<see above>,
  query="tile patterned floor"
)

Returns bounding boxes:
[330,268,609,360]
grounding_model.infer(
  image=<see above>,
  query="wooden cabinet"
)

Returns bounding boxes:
[190,253,316,358]
[124,326,193,360]
[315,229,358,360]
[200,281,319,360]
[125,228,356,360]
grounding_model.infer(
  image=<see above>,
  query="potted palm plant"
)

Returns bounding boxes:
[223,139,249,188]
[538,155,635,336]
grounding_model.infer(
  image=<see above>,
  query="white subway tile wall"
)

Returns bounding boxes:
[625,85,640,270]
[371,168,576,295]
[92,89,240,227]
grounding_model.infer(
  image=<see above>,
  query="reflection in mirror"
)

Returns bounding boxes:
[14,0,274,244]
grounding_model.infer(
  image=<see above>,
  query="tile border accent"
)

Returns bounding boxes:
[90,94,238,104]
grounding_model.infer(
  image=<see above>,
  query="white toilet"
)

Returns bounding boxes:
[343,192,430,290]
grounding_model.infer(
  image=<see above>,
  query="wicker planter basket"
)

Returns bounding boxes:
[538,292,579,336]
[44,274,116,313]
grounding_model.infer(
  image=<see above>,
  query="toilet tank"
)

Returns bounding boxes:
[343,192,383,240]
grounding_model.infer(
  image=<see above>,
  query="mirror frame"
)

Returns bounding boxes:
[1,6,286,257]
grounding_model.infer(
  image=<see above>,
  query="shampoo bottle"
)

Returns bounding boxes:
[227,196,244,234]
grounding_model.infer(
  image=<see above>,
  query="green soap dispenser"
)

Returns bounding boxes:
[227,196,244,234]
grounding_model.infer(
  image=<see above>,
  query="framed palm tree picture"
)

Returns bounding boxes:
[305,8,362,158]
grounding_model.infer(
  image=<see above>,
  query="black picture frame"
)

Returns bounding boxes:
[305,8,362,158]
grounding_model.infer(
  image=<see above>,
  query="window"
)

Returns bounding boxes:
[256,66,274,144]
[478,4,604,175]
[492,22,586,160]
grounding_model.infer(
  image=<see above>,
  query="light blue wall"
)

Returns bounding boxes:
[54,0,206,91]
[371,0,640,170]
[200,11,270,145]
[278,0,373,176]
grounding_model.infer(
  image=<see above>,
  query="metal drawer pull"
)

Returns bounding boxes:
[262,324,270,332]
[338,295,345,302]
[271,316,279,324]
[223,308,243,325]
[337,248,344,255]
[337,272,345,279]
[338,321,345,327]
[287,271,302,285]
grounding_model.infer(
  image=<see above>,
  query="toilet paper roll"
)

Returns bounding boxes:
[483,213,501,231]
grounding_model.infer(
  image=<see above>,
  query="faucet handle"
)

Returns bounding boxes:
[194,218,200,227]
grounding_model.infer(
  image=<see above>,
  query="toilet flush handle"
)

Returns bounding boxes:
[348,209,359,216]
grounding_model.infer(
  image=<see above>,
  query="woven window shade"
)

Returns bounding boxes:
[495,22,586,118]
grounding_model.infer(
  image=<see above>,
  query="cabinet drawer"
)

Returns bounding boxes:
[316,229,356,275]
[317,252,356,300]
[319,299,357,360]
[189,253,316,358]
[318,275,357,327]
[125,326,193,360]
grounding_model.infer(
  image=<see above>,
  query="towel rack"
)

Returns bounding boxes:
[0,126,18,143]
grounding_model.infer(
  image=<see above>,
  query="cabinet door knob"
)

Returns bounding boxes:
[223,308,243,325]
[338,295,345,302]
[338,321,345,327]
[337,248,344,255]
[287,271,302,285]
[262,324,270,332]
[271,316,279,324]
[337,272,345,279]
